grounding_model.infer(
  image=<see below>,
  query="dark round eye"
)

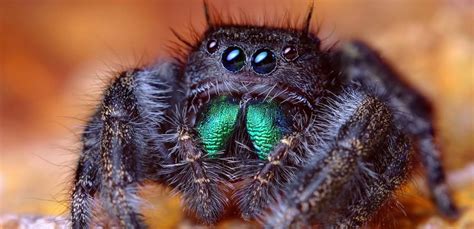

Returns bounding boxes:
[251,49,276,74]
[222,47,246,72]
[282,45,298,61]
[207,39,218,53]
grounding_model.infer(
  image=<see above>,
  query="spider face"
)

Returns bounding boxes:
[185,26,328,112]
[185,26,325,160]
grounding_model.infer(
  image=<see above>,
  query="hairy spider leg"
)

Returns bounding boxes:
[71,113,102,228]
[338,130,411,227]
[337,41,459,218]
[164,123,230,224]
[162,97,237,224]
[236,134,306,220]
[265,90,412,228]
[234,99,310,220]
[71,63,179,228]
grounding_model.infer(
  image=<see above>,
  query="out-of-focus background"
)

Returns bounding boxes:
[0,0,473,228]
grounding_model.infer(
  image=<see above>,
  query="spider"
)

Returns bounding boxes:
[70,3,459,228]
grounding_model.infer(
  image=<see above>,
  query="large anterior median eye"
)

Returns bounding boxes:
[251,49,276,74]
[222,47,246,72]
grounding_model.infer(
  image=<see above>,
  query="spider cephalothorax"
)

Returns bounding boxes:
[70,3,458,228]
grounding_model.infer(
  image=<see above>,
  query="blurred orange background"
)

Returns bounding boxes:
[0,0,473,228]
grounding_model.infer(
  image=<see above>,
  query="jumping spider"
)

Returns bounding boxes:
[70,3,459,228]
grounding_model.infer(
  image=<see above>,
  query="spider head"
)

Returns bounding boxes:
[185,25,333,111]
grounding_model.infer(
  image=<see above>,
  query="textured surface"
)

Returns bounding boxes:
[246,102,284,159]
[0,0,472,228]
[197,97,239,156]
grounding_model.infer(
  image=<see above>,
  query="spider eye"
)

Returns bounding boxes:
[222,47,246,72]
[251,49,276,74]
[282,45,298,61]
[206,39,218,53]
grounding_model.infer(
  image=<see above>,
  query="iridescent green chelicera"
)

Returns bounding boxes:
[196,96,285,160]
[246,102,283,160]
[196,97,239,157]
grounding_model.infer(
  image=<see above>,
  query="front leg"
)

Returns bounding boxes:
[234,101,310,220]
[235,133,299,220]
[265,90,412,228]
[161,108,230,224]
[70,62,181,228]
[335,41,458,218]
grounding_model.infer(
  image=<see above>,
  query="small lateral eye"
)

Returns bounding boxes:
[282,45,298,61]
[207,39,218,53]
[222,47,246,72]
[251,49,276,75]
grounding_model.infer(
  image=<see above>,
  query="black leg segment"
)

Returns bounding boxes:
[265,90,412,228]
[335,41,458,219]
[70,62,181,228]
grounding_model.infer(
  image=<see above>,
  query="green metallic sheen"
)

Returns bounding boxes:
[246,102,283,160]
[196,97,239,157]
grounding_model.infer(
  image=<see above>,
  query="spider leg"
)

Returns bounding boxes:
[235,134,299,220]
[335,41,458,218]
[337,130,412,227]
[234,99,311,220]
[71,113,101,228]
[265,90,412,228]
[162,111,229,224]
[71,63,180,228]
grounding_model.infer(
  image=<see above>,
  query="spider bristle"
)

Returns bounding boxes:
[170,28,194,49]
[167,2,326,69]
[200,1,321,35]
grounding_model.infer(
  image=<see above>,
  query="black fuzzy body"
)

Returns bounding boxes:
[70,5,458,228]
